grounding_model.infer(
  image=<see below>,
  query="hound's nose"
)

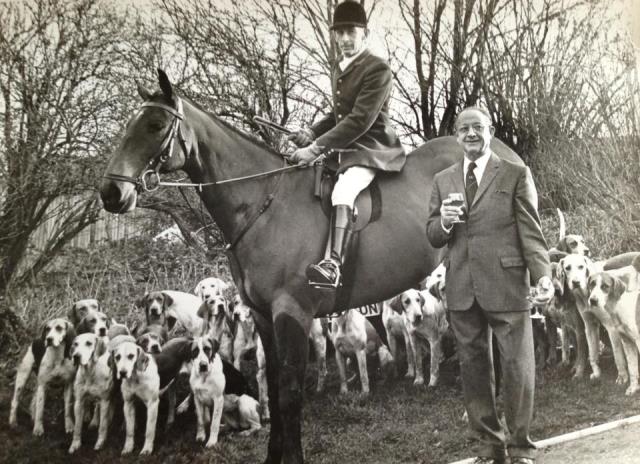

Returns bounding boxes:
[415,314,422,323]
[199,362,208,372]
[73,354,81,365]
[46,337,53,346]
[571,280,581,288]
[217,304,225,313]
[119,369,128,379]
[151,345,161,354]
[589,297,598,306]
[584,248,591,256]
[99,328,107,336]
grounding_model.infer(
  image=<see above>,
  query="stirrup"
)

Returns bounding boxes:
[306,259,341,289]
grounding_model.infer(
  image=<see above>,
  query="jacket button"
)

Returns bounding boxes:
[338,114,342,119]
[337,90,341,95]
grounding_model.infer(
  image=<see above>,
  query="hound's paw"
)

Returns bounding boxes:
[616,374,629,385]
[121,444,134,455]
[590,371,601,381]
[8,417,17,429]
[176,401,190,415]
[205,439,218,449]
[428,377,439,388]
[572,369,585,379]
[94,439,105,451]
[625,385,639,396]
[139,446,153,455]
[65,420,74,434]
[32,425,44,437]
[413,376,425,386]
[405,369,415,378]
[339,386,349,395]
[196,431,206,442]
[68,441,81,454]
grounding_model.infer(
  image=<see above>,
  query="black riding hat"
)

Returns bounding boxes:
[330,1,367,30]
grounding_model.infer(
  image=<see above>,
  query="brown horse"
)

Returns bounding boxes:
[100,70,522,463]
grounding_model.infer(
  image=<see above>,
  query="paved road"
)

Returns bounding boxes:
[539,421,640,464]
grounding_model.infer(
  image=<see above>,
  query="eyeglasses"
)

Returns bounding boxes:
[456,124,491,134]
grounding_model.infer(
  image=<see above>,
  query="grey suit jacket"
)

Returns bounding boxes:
[426,152,550,312]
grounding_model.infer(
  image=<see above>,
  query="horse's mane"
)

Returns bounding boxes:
[179,94,281,156]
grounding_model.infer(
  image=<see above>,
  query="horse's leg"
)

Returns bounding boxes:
[254,310,283,464]
[272,296,312,464]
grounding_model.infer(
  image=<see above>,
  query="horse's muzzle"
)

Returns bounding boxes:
[100,178,137,214]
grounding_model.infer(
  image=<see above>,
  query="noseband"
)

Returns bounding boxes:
[103,98,188,192]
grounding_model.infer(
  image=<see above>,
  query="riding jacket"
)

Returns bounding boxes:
[310,49,406,174]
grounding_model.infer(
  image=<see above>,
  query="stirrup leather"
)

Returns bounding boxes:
[306,259,342,288]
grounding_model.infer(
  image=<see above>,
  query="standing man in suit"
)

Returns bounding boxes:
[426,106,552,464]
[287,0,406,290]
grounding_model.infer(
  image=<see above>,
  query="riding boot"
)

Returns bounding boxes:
[306,205,354,288]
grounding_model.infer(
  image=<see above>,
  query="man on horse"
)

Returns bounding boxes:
[288,0,406,289]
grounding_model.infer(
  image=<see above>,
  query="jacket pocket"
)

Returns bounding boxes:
[500,256,525,268]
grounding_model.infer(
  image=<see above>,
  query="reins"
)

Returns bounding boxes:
[103,97,323,251]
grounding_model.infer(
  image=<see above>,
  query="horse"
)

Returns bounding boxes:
[100,69,522,463]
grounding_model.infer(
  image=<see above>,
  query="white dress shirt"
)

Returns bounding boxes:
[463,150,491,186]
[339,47,366,72]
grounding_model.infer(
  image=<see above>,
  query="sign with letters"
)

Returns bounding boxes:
[327,303,381,319]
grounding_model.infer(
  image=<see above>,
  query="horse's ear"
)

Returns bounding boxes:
[157,68,173,101]
[136,80,153,101]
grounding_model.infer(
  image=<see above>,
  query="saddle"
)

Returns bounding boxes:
[314,164,382,231]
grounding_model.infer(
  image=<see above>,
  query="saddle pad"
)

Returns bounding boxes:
[319,170,381,231]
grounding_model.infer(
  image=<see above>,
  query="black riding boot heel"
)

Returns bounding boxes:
[307,205,354,288]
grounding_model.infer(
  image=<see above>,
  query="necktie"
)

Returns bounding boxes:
[466,161,478,206]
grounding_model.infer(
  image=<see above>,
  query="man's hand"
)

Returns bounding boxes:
[287,128,314,147]
[288,143,321,165]
[440,198,465,229]
[528,275,554,306]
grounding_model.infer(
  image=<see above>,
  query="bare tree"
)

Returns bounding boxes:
[0,0,133,294]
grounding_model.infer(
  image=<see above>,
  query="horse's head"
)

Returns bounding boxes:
[100,69,189,213]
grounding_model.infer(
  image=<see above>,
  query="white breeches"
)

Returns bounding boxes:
[331,166,376,208]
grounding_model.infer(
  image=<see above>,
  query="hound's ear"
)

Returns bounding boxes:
[208,337,220,356]
[612,276,627,300]
[388,295,403,314]
[419,291,426,308]
[194,282,202,298]
[64,322,76,359]
[105,317,111,328]
[197,301,210,320]
[135,346,150,372]
[428,282,439,301]
[162,292,174,312]
[136,80,153,100]
[556,237,569,253]
[67,304,78,325]
[585,257,592,277]
[107,351,115,371]
[41,323,49,343]
[557,258,566,284]
[167,316,177,332]
[135,294,147,310]
[130,320,140,337]
[157,68,173,102]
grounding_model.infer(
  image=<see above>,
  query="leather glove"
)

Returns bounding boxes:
[288,143,321,165]
[287,128,315,147]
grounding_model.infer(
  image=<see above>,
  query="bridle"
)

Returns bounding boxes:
[102,96,317,250]
[103,98,189,193]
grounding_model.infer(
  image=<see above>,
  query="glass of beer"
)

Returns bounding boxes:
[448,193,466,223]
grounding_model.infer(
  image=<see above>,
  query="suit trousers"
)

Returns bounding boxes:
[449,300,536,460]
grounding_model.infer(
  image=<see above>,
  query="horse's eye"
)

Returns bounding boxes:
[148,121,165,133]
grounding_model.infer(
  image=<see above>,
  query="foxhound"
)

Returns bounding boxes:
[309,318,328,393]
[137,290,203,336]
[68,333,113,453]
[389,288,448,387]
[112,340,160,455]
[9,318,76,436]
[381,300,413,378]
[231,293,269,420]
[198,295,234,362]
[588,271,640,395]
[223,394,262,435]
[330,309,393,395]
[67,299,101,327]
[194,276,231,302]
[76,308,110,338]
[559,254,629,384]
[108,318,131,339]
[189,336,226,447]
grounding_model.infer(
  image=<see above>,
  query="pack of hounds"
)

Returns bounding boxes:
[9,212,640,455]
